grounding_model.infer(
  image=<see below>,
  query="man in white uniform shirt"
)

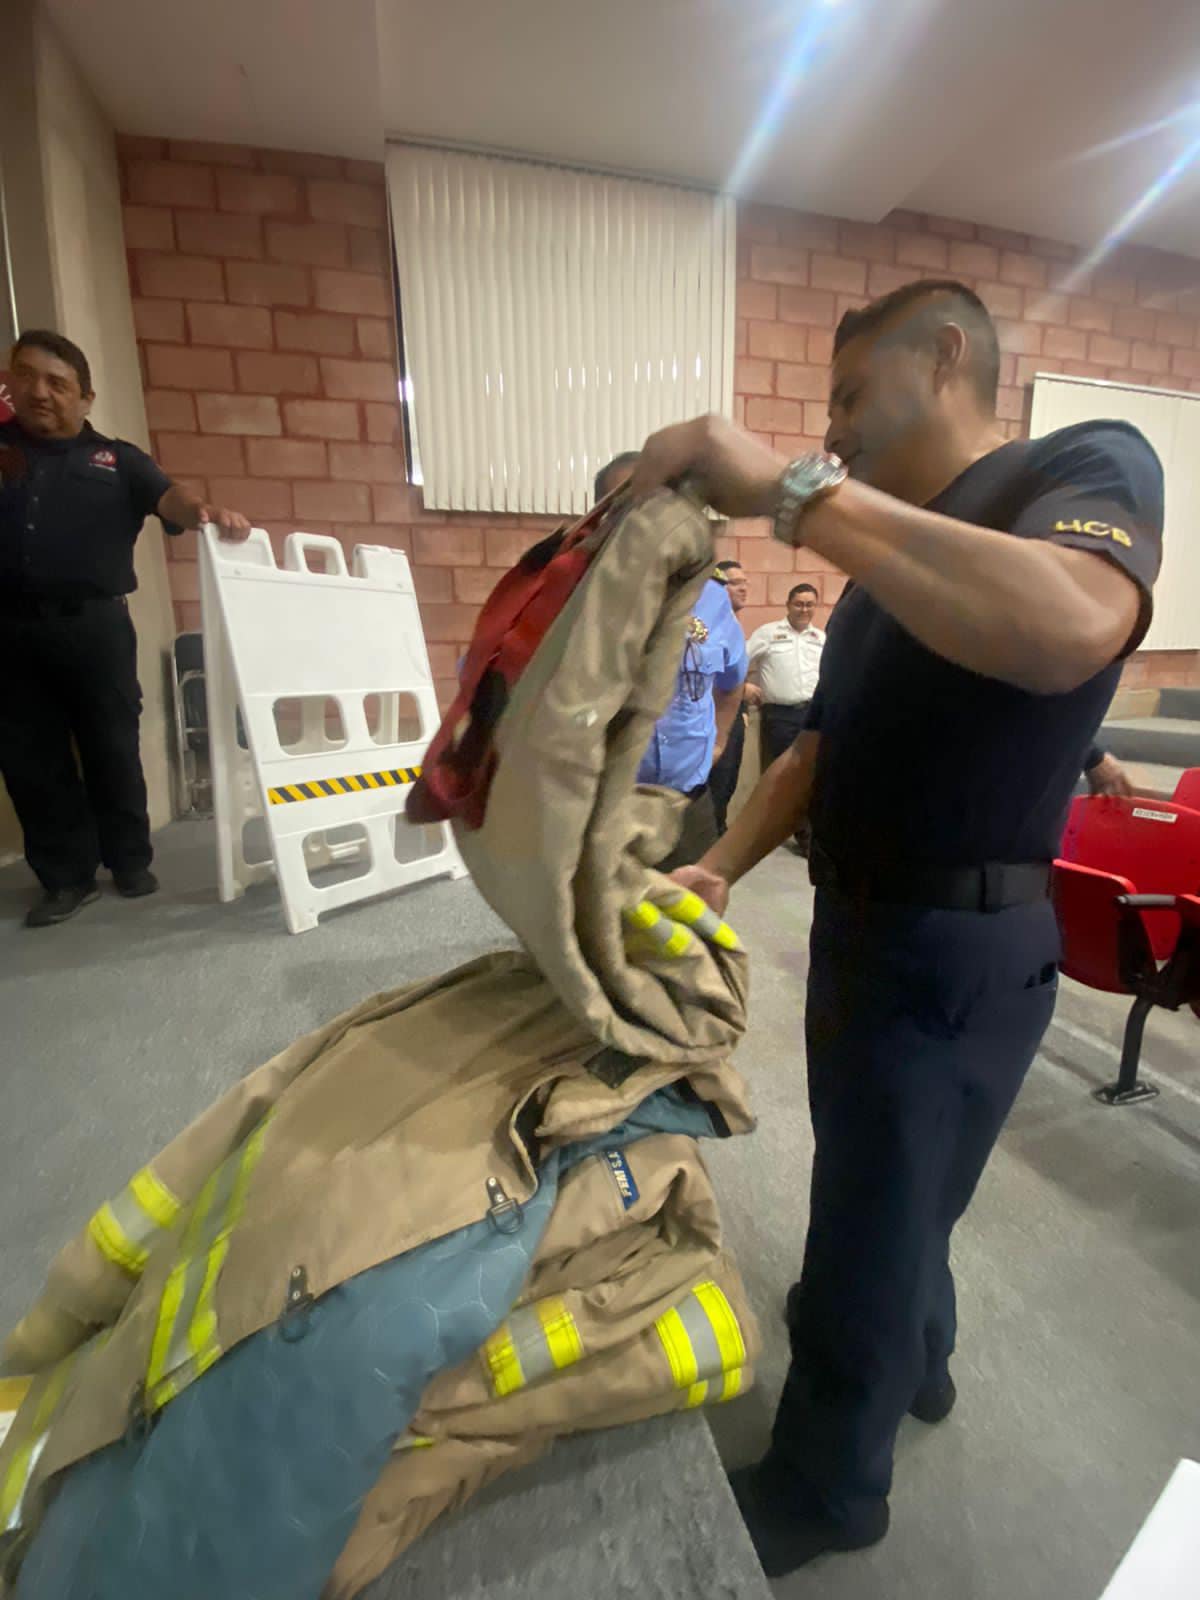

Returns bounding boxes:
[745,582,826,854]
[747,582,826,769]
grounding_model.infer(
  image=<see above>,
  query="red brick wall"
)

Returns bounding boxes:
[116,135,557,712]
[117,138,1200,697]
[728,204,1200,688]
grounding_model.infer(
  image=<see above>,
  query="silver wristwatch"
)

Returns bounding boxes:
[771,451,848,547]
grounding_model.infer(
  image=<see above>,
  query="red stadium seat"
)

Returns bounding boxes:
[1173,767,1200,813]
[1059,794,1200,959]
[1054,795,1200,1105]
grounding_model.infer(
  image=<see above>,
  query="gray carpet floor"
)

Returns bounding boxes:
[3,820,1200,1599]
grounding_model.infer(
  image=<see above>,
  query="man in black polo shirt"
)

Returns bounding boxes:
[1,330,250,928]
[630,281,1163,1574]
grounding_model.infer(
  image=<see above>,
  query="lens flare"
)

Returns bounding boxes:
[1051,125,1200,296]
[726,4,848,196]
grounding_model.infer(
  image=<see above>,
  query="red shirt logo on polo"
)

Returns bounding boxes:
[90,447,117,470]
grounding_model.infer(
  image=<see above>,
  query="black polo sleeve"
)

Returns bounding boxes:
[119,440,177,530]
[1010,421,1164,654]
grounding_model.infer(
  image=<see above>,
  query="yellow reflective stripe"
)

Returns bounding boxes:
[363,772,381,788]
[88,1204,149,1275]
[483,1328,525,1398]
[656,1280,747,1396]
[693,1279,747,1374]
[130,1167,181,1229]
[660,890,743,953]
[146,1166,221,1395]
[145,1117,271,1412]
[0,1377,31,1415]
[622,903,695,960]
[655,1306,699,1390]
[538,1297,585,1371]
[344,775,363,791]
[380,769,397,786]
[87,1165,182,1278]
[484,1296,584,1397]
[396,1431,435,1451]
[623,901,658,931]
[0,1355,75,1530]
[686,1368,744,1410]
[662,889,710,927]
[184,1119,268,1377]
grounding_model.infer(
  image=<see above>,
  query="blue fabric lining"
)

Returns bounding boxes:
[18,1087,713,1600]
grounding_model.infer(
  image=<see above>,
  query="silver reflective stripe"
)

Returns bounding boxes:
[661,890,743,953]
[484,1296,585,1397]
[88,1167,181,1276]
[505,1301,580,1386]
[673,1290,726,1384]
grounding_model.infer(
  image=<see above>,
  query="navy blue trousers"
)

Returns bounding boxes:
[770,887,1060,1530]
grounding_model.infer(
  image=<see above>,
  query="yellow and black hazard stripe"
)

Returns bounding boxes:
[266,765,422,806]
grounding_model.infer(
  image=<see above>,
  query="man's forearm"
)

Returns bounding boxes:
[158,485,204,528]
[800,479,1136,694]
[704,731,819,886]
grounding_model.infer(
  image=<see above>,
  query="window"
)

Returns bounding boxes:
[387,144,735,515]
[1030,373,1200,650]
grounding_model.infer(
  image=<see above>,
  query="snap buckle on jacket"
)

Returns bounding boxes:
[279,1265,315,1343]
[485,1177,523,1235]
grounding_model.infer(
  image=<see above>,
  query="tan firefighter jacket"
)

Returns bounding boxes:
[0,489,758,1591]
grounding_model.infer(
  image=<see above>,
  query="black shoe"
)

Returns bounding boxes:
[113,868,159,899]
[910,1372,957,1424]
[729,1462,889,1578]
[25,883,100,928]
[784,1284,957,1423]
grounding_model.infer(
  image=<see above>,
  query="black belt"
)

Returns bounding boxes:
[0,592,125,620]
[809,839,1052,912]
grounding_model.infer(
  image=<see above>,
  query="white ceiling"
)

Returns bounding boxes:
[51,0,1200,259]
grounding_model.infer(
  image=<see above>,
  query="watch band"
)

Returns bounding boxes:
[772,451,848,547]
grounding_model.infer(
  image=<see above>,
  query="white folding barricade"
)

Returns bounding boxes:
[200,525,466,933]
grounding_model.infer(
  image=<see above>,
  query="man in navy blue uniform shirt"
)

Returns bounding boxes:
[630,280,1163,1575]
[0,330,250,927]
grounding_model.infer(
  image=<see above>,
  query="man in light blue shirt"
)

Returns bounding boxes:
[638,571,747,867]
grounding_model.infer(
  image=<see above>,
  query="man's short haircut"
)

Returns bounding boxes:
[788,582,818,603]
[593,450,640,503]
[833,280,1000,410]
[715,558,744,573]
[11,329,93,395]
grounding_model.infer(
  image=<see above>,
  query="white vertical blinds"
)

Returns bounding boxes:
[1030,374,1200,652]
[386,144,736,515]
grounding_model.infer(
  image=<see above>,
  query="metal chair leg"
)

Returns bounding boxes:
[1093,993,1160,1106]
